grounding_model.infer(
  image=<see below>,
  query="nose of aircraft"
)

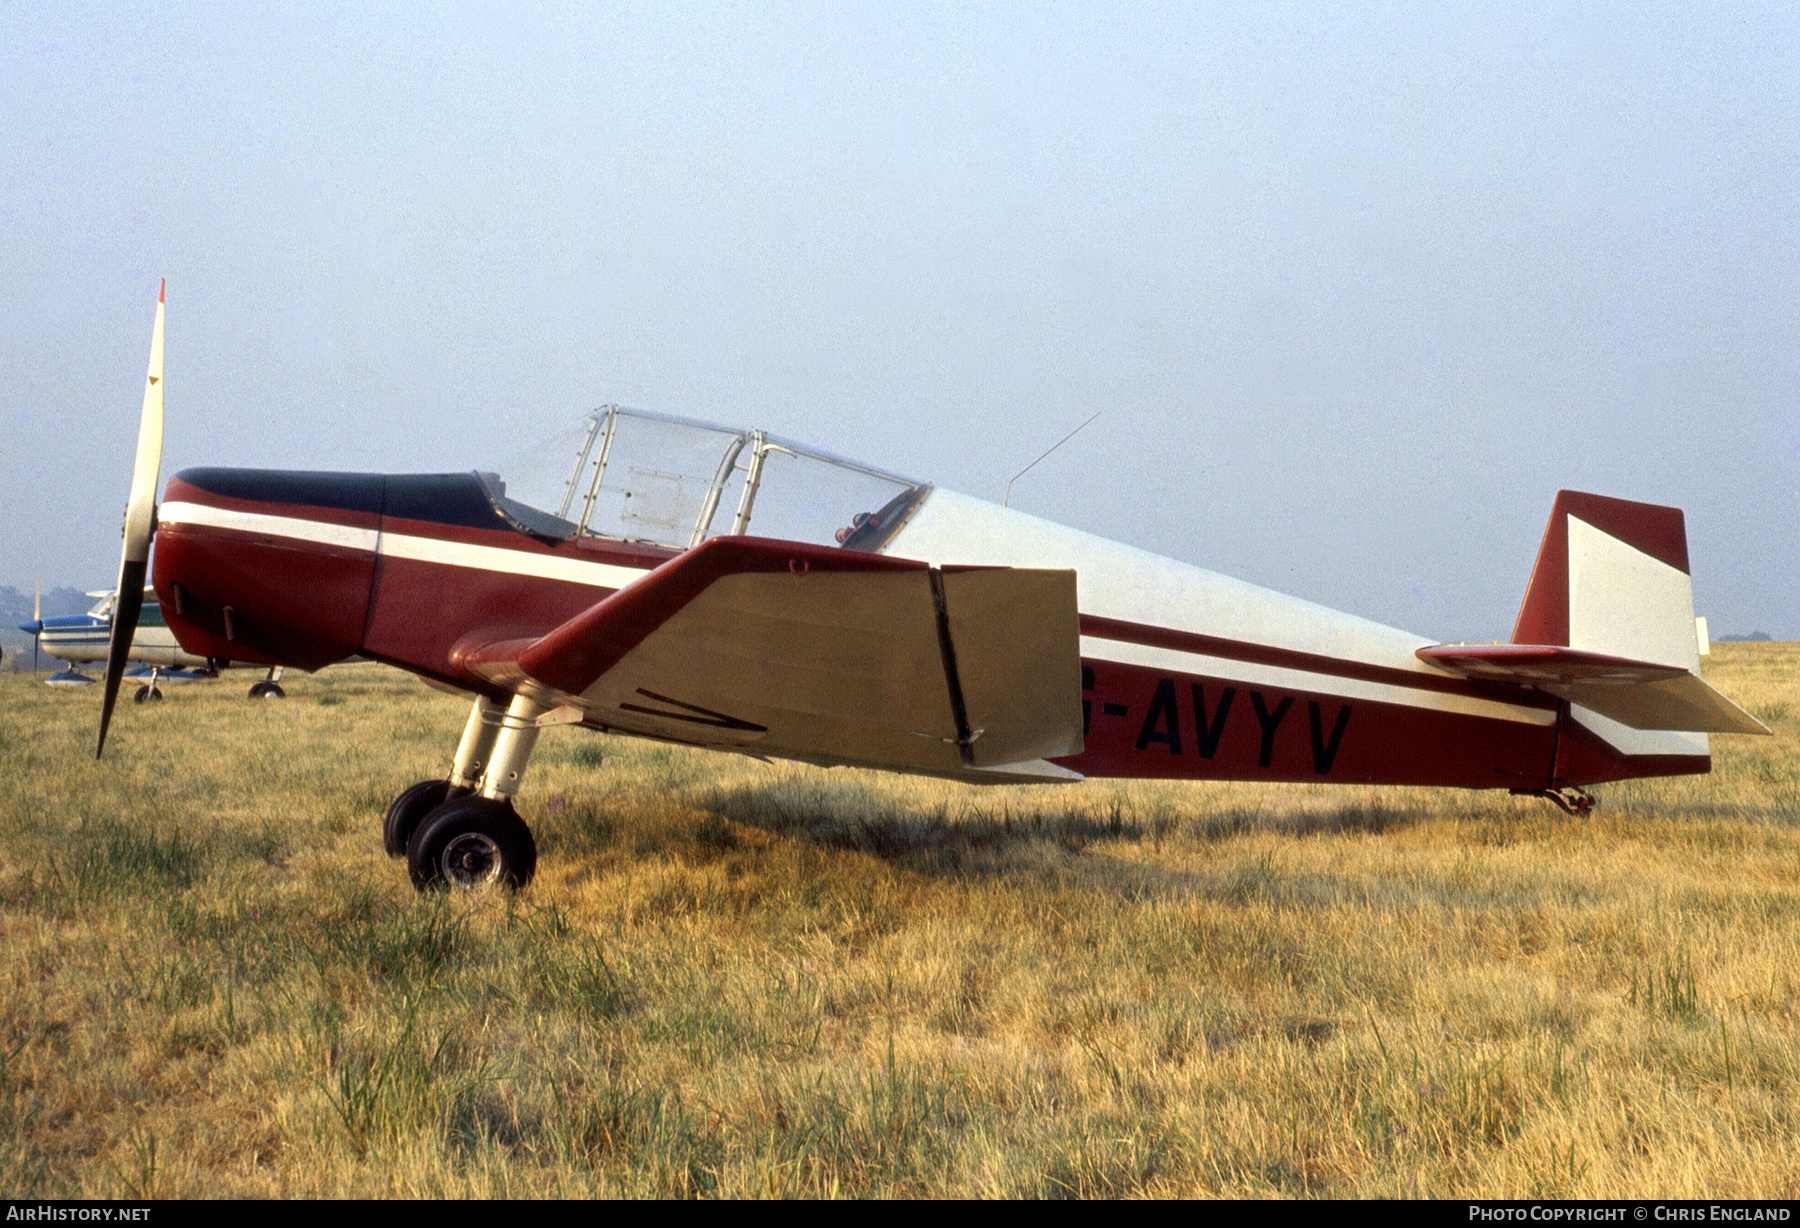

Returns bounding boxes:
[152,467,384,671]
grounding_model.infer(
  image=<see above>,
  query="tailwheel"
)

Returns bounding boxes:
[1512,785,1597,815]
[133,685,163,703]
[248,681,287,699]
[407,796,537,892]
[383,779,462,858]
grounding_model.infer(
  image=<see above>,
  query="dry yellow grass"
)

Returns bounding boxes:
[0,644,1794,1197]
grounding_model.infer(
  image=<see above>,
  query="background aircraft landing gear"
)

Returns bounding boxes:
[133,665,166,702]
[406,795,537,891]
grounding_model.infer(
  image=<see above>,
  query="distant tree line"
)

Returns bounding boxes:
[1717,631,1773,642]
[0,585,92,623]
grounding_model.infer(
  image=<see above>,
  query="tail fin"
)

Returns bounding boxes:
[1512,490,1700,668]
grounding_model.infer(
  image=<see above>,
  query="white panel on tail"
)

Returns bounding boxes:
[1567,515,1698,670]
[1571,706,1709,758]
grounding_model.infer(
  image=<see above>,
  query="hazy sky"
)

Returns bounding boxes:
[5,2,1795,640]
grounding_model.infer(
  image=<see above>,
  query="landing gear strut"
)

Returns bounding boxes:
[133,666,164,703]
[386,694,549,892]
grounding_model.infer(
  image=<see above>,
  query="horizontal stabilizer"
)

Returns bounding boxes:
[1418,643,1769,735]
[457,536,1085,778]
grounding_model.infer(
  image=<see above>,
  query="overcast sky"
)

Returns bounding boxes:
[4,2,1794,640]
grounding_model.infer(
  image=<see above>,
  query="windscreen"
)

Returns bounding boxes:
[480,407,928,552]
[742,442,926,551]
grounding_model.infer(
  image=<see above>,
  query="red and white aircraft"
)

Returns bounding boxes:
[98,287,1769,891]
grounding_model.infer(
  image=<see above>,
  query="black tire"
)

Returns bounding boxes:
[382,779,455,858]
[248,681,286,699]
[407,796,537,892]
[133,685,162,703]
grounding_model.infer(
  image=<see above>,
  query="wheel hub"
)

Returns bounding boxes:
[440,831,503,888]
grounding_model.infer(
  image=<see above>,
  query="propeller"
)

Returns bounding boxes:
[31,580,41,672]
[96,280,166,758]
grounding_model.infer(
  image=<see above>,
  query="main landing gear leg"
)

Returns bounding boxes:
[403,694,546,892]
[449,695,506,792]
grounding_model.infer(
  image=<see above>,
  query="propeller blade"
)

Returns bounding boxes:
[97,281,166,758]
[32,580,40,673]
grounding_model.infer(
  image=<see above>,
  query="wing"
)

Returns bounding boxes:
[455,535,1086,781]
[1417,643,1770,735]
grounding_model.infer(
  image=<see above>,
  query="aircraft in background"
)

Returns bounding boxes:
[98,284,1769,893]
[20,587,289,698]
[23,587,203,696]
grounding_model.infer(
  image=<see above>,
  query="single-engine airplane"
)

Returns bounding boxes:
[21,587,290,698]
[21,587,199,694]
[97,285,1769,892]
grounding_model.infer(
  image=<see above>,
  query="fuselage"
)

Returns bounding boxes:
[152,451,1703,791]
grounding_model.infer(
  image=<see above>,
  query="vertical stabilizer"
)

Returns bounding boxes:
[1511,491,1697,669]
[1510,490,1723,780]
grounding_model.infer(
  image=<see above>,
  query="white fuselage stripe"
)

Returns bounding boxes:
[378,532,643,590]
[161,501,379,552]
[1080,636,1556,725]
[159,500,644,591]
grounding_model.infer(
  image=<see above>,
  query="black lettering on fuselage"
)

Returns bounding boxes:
[1308,700,1352,775]
[1190,683,1235,758]
[1135,677,1182,753]
[1103,670,1348,775]
[1250,691,1293,768]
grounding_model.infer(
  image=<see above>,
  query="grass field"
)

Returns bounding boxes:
[0,644,1795,1198]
